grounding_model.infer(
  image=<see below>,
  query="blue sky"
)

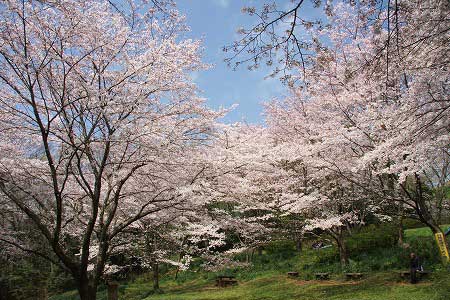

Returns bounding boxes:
[176,0,289,124]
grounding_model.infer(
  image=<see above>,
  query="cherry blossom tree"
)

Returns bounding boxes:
[198,124,277,258]
[224,0,324,84]
[0,1,225,299]
[260,0,449,258]
[109,213,224,292]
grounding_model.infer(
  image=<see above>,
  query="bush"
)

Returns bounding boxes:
[264,240,297,259]
[316,247,339,264]
[405,236,441,267]
[403,218,426,229]
[347,223,398,254]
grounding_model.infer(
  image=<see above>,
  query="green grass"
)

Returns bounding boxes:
[404,225,449,239]
[139,271,450,300]
[52,271,450,300]
[50,225,450,300]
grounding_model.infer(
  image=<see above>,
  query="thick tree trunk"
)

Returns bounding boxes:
[337,238,349,266]
[76,269,99,300]
[78,282,97,300]
[77,240,109,300]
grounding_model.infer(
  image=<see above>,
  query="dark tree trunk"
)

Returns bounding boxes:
[329,228,349,266]
[76,269,99,300]
[77,239,109,300]
[174,251,184,280]
[337,238,349,266]
[398,216,404,246]
[107,282,119,300]
[295,238,303,252]
[250,248,255,262]
[38,287,48,300]
[78,282,97,300]
[152,263,160,291]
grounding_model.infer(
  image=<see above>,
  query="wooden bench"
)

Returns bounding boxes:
[398,270,411,279]
[315,273,330,280]
[418,270,431,277]
[216,275,238,287]
[287,271,299,277]
[398,270,431,279]
[345,273,363,280]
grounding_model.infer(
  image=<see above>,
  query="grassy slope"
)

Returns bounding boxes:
[143,272,450,300]
[54,270,450,300]
[404,225,449,238]
[51,226,450,300]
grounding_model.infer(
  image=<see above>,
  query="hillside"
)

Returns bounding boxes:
[51,225,450,300]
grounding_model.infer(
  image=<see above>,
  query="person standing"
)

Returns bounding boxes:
[409,252,420,284]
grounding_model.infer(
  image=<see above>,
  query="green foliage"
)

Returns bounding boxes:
[0,258,51,300]
[347,224,398,254]
[264,240,297,259]
[48,266,77,294]
[403,218,427,229]
[405,236,442,266]
[49,290,81,300]
[0,256,75,300]
[315,246,339,264]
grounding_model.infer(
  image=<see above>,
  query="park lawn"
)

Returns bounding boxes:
[53,271,450,300]
[139,271,450,300]
[51,225,450,300]
[404,225,450,239]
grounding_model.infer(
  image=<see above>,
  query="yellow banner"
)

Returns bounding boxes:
[434,233,449,261]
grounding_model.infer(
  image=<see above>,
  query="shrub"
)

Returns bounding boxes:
[264,240,297,259]
[403,218,426,229]
[347,223,398,254]
[405,236,441,267]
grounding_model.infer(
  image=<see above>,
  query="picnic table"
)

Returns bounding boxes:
[216,275,238,287]
[345,273,363,280]
[315,272,330,280]
[398,270,431,279]
[287,271,299,277]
